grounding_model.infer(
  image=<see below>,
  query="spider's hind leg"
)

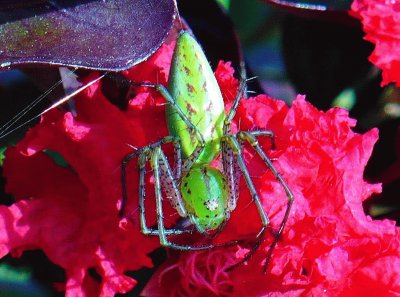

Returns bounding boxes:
[222,134,270,272]
[237,130,294,273]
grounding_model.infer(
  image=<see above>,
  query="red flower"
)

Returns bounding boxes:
[143,87,400,296]
[0,42,176,296]
[1,37,399,297]
[350,0,400,86]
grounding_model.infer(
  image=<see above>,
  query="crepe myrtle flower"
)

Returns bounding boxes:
[351,0,400,87]
[1,38,399,297]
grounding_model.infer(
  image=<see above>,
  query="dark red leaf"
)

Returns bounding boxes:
[0,0,176,71]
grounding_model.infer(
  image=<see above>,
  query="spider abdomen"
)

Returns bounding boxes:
[181,165,228,232]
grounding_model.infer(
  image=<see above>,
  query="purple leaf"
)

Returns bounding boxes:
[262,0,352,11]
[0,0,176,71]
[262,0,355,25]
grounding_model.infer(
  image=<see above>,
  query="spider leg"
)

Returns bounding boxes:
[237,131,294,273]
[244,130,275,148]
[121,146,145,218]
[222,140,241,212]
[121,135,182,218]
[121,140,238,246]
[220,68,248,213]
[172,134,182,180]
[223,76,247,135]
[121,136,189,235]
[112,78,206,172]
[221,65,293,272]
[223,135,270,272]
[151,146,239,250]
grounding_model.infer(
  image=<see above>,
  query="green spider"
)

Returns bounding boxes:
[120,31,294,272]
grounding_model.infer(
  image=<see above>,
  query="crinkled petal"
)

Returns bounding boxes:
[351,0,400,86]
[143,62,400,297]
[2,38,399,297]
